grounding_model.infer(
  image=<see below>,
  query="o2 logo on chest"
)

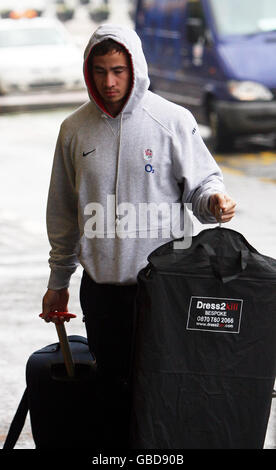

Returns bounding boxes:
[143,148,155,174]
[145,163,154,174]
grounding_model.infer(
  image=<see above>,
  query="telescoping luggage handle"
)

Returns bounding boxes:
[39,312,76,378]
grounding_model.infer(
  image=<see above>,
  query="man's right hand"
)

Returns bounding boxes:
[41,288,70,324]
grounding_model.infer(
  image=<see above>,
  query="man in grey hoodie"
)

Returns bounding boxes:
[41,24,236,446]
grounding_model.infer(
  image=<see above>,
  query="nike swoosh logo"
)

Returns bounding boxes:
[82,149,96,157]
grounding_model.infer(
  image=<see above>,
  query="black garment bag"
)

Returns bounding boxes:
[131,227,276,449]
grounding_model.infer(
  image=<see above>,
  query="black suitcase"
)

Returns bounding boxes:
[131,227,276,449]
[3,313,129,450]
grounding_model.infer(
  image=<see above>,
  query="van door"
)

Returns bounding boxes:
[136,0,213,123]
[182,0,209,121]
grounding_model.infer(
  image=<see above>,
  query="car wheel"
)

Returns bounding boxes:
[209,102,235,153]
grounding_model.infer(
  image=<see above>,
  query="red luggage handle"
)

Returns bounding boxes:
[39,312,77,378]
[39,311,76,324]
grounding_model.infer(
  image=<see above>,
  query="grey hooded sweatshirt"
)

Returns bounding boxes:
[46,24,225,290]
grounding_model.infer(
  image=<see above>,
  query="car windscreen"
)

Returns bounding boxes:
[209,0,276,36]
[0,27,67,47]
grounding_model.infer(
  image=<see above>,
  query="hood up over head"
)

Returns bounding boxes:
[83,23,150,117]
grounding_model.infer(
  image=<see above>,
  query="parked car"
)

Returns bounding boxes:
[135,0,276,151]
[0,17,85,95]
[0,0,46,18]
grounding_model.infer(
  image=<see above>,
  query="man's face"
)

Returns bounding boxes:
[92,50,132,116]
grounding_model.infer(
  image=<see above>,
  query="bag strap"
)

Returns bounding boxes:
[200,242,248,283]
[3,388,29,450]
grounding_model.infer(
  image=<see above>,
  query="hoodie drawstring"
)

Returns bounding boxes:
[115,113,123,223]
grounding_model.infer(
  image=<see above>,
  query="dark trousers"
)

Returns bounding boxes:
[80,270,137,448]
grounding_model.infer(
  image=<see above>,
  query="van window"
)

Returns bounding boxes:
[186,0,206,43]
[187,0,205,26]
[210,0,276,36]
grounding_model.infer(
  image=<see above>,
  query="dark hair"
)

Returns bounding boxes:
[91,38,127,57]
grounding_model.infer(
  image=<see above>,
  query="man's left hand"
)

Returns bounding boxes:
[209,193,236,223]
